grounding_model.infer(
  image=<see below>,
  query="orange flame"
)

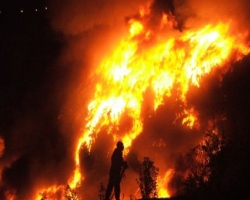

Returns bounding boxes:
[41,4,250,199]
[182,107,199,129]
[35,185,65,200]
[71,19,249,196]
[158,168,175,198]
[78,21,249,152]
[69,19,249,197]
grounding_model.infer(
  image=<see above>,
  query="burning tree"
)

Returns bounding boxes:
[183,128,226,195]
[10,1,249,199]
[65,185,79,200]
[136,157,159,199]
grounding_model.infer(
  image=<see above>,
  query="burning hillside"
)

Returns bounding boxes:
[1,0,250,199]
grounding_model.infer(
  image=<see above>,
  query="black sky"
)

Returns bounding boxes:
[0,1,74,198]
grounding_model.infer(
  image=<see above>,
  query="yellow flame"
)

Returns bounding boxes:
[41,4,250,197]
[81,21,249,151]
[35,185,65,200]
[68,20,250,199]
[158,169,175,198]
[70,20,250,193]
[182,108,199,129]
[68,168,82,189]
[129,20,144,37]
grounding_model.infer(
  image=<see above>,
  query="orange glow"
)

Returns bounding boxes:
[35,185,65,200]
[139,3,151,17]
[0,137,4,157]
[158,169,174,198]
[129,20,144,37]
[41,2,250,198]
[182,108,199,129]
[79,21,249,154]
[70,19,249,196]
[4,190,16,200]
[68,168,82,189]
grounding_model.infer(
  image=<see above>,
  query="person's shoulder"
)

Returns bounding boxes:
[113,148,122,154]
[113,148,118,154]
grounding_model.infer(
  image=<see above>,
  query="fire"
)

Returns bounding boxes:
[70,20,248,197]
[157,169,174,198]
[73,17,249,199]
[181,108,199,129]
[68,168,82,189]
[78,21,249,153]
[35,185,65,200]
[38,2,250,199]
[129,20,144,37]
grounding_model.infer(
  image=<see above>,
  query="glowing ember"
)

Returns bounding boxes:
[0,137,4,158]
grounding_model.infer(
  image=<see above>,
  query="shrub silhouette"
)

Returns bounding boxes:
[136,157,159,199]
[183,129,226,195]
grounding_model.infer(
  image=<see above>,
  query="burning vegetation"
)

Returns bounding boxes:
[1,0,250,199]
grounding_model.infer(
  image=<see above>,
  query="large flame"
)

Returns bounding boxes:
[79,20,249,151]
[35,3,250,200]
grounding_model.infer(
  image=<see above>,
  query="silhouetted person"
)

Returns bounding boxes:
[104,141,128,200]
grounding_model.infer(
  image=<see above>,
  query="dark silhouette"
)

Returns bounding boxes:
[104,141,128,200]
[136,157,159,199]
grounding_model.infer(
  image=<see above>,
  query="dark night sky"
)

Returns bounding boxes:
[1,0,250,199]
[0,0,64,154]
[0,1,74,198]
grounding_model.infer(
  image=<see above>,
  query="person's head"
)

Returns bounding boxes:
[116,141,124,151]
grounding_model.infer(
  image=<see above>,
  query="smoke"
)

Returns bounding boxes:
[48,0,147,36]
[174,0,250,30]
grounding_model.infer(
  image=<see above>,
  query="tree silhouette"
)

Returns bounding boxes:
[183,129,226,195]
[136,157,159,199]
[98,182,106,200]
